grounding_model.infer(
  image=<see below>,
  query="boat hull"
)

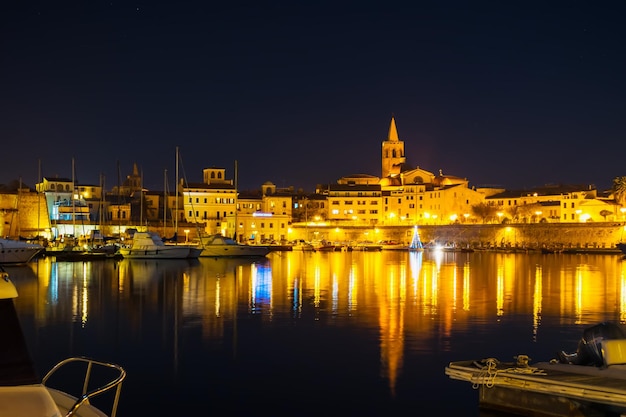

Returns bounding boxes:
[197,234,270,257]
[446,359,626,416]
[0,239,43,264]
[118,247,191,259]
[199,245,270,257]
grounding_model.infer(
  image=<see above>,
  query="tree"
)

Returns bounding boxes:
[600,209,612,221]
[612,176,626,206]
[471,203,498,224]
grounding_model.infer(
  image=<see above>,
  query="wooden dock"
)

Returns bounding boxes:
[446,358,626,416]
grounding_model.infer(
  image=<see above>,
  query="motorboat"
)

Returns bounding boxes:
[445,322,626,416]
[377,240,410,250]
[351,241,383,251]
[0,266,126,417]
[290,239,316,251]
[197,234,271,257]
[118,231,196,259]
[0,238,43,264]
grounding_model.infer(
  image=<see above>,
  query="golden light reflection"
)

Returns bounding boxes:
[533,266,542,341]
[621,263,626,324]
[463,262,470,312]
[496,264,504,317]
[314,263,321,309]
[215,277,221,317]
[348,263,357,313]
[11,252,626,408]
[575,265,585,324]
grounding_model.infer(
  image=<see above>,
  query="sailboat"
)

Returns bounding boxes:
[168,147,202,258]
[44,159,116,261]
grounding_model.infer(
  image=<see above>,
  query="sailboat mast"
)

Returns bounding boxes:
[164,169,167,231]
[140,167,144,230]
[72,157,76,238]
[233,160,238,241]
[175,147,178,239]
[37,159,41,239]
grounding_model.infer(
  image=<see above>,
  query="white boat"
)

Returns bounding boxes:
[0,266,126,417]
[118,231,194,259]
[377,240,410,250]
[445,322,626,416]
[0,238,43,264]
[290,239,316,251]
[197,234,271,257]
[351,241,383,251]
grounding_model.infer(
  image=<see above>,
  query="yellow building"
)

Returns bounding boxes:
[182,167,236,235]
[484,184,618,223]
[324,116,487,226]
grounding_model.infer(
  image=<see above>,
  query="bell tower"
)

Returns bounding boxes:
[381,116,406,178]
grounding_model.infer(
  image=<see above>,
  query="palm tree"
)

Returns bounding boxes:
[612,176,626,206]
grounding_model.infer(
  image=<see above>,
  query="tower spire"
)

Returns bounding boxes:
[388,116,399,142]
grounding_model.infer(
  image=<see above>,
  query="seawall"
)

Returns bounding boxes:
[292,223,626,250]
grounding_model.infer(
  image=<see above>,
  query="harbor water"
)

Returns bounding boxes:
[7,250,626,416]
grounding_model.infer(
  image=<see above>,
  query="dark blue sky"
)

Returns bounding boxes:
[2,1,625,192]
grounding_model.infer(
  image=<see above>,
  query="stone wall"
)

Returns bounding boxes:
[293,223,626,249]
[0,192,51,238]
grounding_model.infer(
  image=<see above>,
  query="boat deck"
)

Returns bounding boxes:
[446,358,626,416]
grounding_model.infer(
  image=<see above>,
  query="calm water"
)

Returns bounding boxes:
[6,250,626,416]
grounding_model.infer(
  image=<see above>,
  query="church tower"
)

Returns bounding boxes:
[381,116,406,178]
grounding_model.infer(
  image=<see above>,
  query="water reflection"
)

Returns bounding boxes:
[6,252,626,416]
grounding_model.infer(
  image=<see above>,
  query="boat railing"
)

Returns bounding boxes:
[42,356,126,417]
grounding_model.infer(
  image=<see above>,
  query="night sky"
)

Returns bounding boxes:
[2,1,625,192]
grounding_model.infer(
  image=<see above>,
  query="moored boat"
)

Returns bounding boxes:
[0,266,126,417]
[445,322,626,416]
[290,240,316,251]
[351,241,382,251]
[118,231,195,259]
[197,234,271,257]
[0,238,44,264]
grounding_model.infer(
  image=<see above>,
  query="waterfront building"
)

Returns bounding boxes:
[3,117,626,246]
[326,183,382,224]
[182,167,236,235]
[484,184,620,223]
